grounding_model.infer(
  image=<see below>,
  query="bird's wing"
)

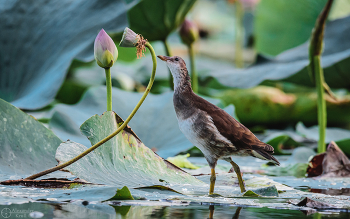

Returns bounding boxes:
[192,94,274,153]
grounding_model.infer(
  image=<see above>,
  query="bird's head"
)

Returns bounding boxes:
[157,55,190,88]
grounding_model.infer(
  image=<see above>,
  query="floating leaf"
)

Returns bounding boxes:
[263,133,301,155]
[136,185,182,194]
[294,197,335,209]
[0,0,132,110]
[50,86,236,158]
[243,190,259,197]
[264,163,309,178]
[0,98,62,178]
[167,154,199,170]
[262,147,315,177]
[55,111,204,188]
[296,122,350,156]
[246,185,279,197]
[296,122,350,142]
[106,186,134,201]
[0,178,89,189]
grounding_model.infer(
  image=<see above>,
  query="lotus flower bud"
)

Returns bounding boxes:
[94,29,118,68]
[180,19,199,46]
[119,27,147,59]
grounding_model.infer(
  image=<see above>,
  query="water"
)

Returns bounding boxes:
[0,202,349,219]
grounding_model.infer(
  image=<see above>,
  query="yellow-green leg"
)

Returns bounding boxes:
[230,161,245,193]
[232,207,242,219]
[209,205,214,219]
[209,168,216,195]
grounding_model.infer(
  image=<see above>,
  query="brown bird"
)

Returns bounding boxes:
[158,55,280,194]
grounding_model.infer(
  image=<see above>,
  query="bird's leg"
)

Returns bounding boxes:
[232,207,242,219]
[230,161,246,193]
[209,168,216,195]
[208,205,214,219]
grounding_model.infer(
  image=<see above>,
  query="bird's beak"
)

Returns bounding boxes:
[157,55,170,61]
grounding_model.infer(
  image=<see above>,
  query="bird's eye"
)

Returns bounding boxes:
[175,57,179,61]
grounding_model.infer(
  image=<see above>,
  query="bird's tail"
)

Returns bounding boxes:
[251,148,280,165]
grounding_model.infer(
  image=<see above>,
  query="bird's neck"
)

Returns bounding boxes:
[172,68,192,93]
[172,68,196,119]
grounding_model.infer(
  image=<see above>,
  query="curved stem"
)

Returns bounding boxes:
[163,39,174,90]
[189,44,198,93]
[105,68,112,111]
[25,42,157,180]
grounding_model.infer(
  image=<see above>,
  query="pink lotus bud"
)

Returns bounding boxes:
[180,19,199,46]
[94,29,118,68]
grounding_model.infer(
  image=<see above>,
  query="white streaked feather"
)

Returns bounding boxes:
[177,111,236,157]
[206,115,234,148]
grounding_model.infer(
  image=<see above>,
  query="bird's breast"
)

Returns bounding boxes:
[177,112,208,151]
[177,110,236,159]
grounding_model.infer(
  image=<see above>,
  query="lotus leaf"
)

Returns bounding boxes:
[202,16,350,89]
[55,111,204,187]
[218,86,350,126]
[128,0,196,41]
[0,0,132,110]
[255,0,327,55]
[0,98,62,178]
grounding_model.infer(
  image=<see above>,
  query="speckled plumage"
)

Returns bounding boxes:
[158,55,279,193]
[161,55,279,169]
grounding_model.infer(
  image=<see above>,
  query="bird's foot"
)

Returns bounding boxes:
[208,193,222,197]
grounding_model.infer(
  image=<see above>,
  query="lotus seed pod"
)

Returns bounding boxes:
[119,27,140,47]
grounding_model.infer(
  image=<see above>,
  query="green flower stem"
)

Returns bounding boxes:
[188,44,198,93]
[308,0,333,153]
[314,56,327,153]
[105,68,112,111]
[163,39,174,90]
[234,0,244,68]
[25,42,157,180]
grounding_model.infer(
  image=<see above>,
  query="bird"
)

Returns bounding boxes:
[157,55,280,194]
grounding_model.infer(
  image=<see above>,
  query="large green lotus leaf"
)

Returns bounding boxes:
[49,86,236,158]
[296,122,350,143]
[55,111,204,188]
[0,98,62,178]
[127,0,196,41]
[202,16,350,89]
[254,0,327,56]
[262,147,316,178]
[0,0,133,110]
[217,86,350,127]
[263,132,302,155]
[296,122,350,156]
